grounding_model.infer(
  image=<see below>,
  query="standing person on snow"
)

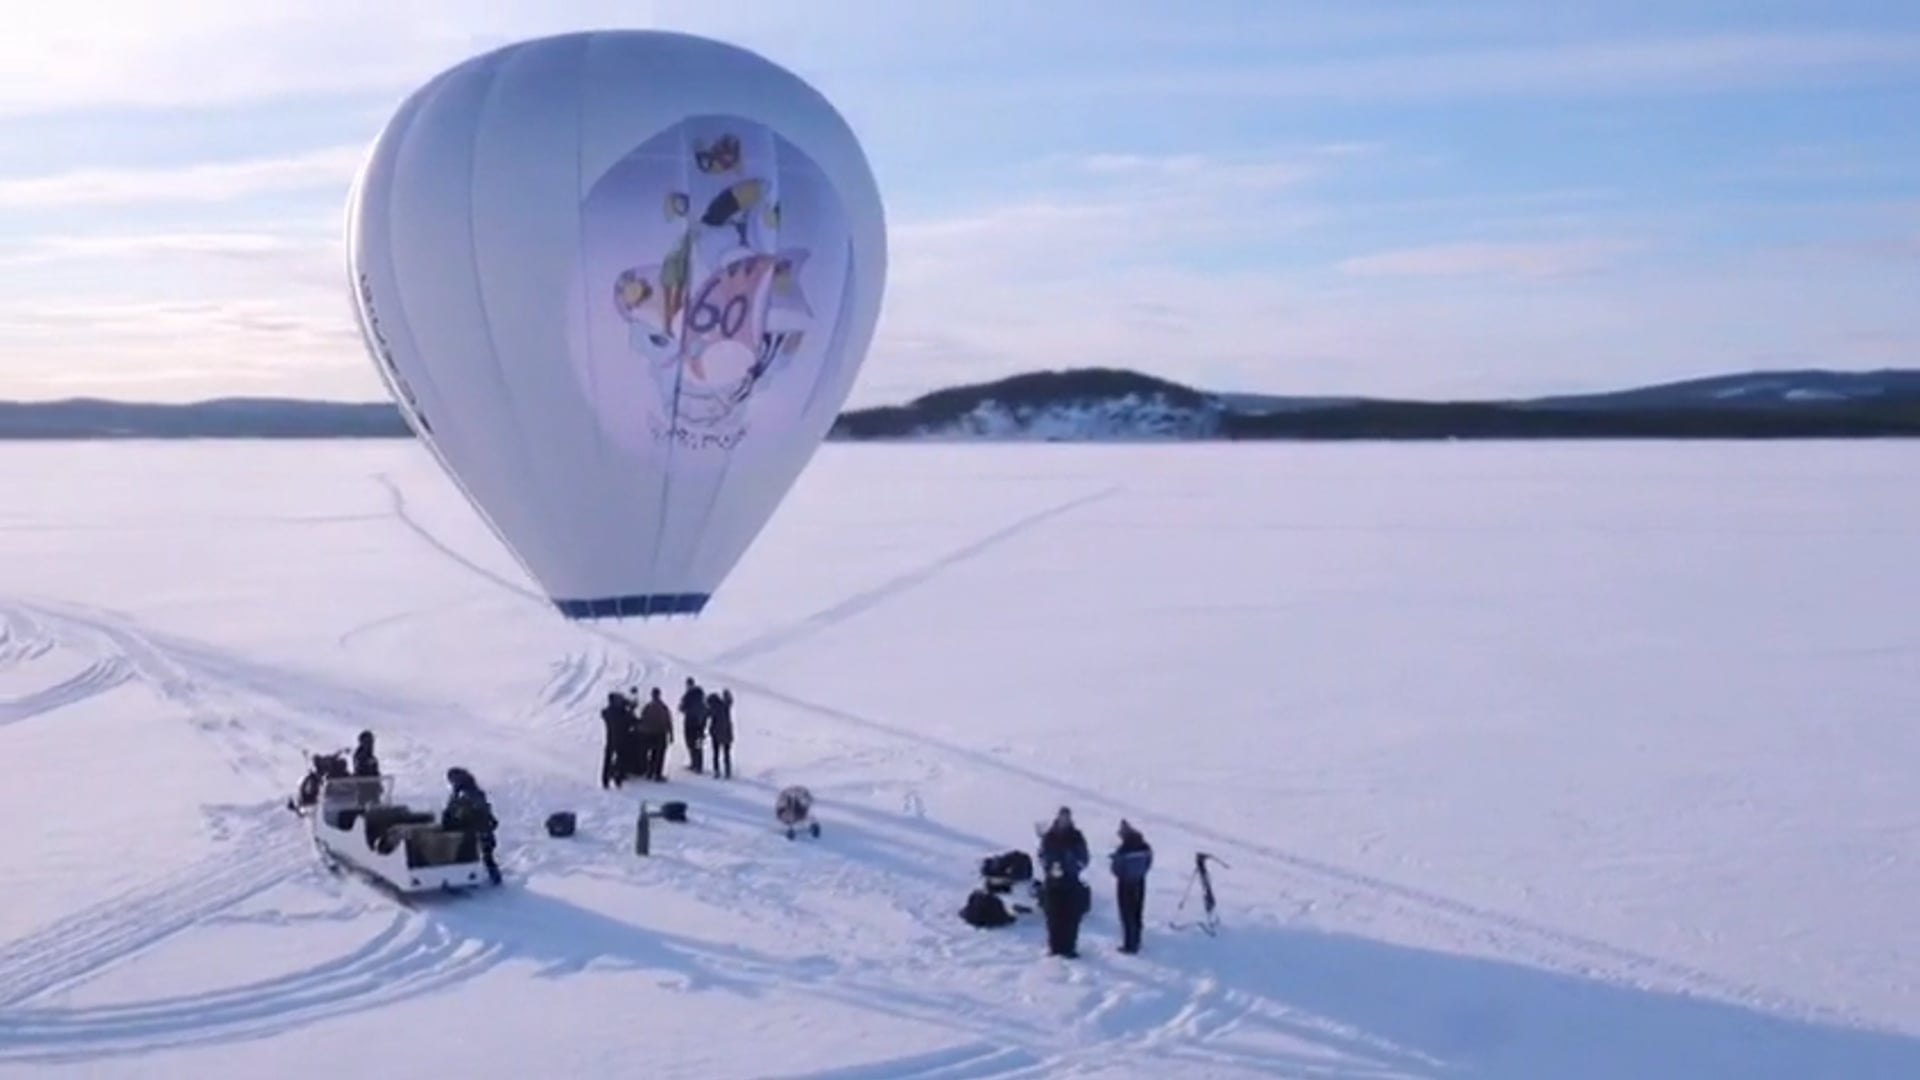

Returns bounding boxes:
[441,766,502,885]
[351,731,380,778]
[679,676,708,773]
[706,689,734,778]
[638,687,674,781]
[1039,807,1090,879]
[621,687,647,780]
[600,691,637,788]
[1108,820,1153,954]
[1037,807,1091,958]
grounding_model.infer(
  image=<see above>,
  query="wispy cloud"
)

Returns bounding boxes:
[857,140,1915,403]
[0,231,324,265]
[997,32,1920,103]
[0,146,362,208]
[0,5,1913,404]
[0,297,368,400]
[1337,239,1642,280]
[0,218,356,401]
[13,5,1906,125]
[890,145,1358,284]
[0,2,666,116]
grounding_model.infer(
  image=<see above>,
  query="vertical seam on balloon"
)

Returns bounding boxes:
[359,66,547,598]
[640,118,698,616]
[461,49,553,601]
[794,240,852,425]
[573,32,610,613]
[357,81,452,436]
[677,120,769,594]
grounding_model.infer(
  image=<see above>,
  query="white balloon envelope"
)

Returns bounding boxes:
[347,30,886,620]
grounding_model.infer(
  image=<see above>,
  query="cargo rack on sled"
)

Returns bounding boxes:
[305,775,493,895]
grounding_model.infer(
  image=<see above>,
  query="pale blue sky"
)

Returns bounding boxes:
[0,1,1914,405]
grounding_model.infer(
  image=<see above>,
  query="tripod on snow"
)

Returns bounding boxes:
[1168,851,1228,935]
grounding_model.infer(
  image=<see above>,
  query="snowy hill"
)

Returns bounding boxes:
[832,367,1920,441]
[1,439,1918,1079]
[830,369,1231,441]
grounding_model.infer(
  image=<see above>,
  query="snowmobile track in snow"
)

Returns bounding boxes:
[0,596,514,786]
[0,907,505,1065]
[0,597,495,1016]
[706,485,1123,668]
[0,816,308,1011]
[645,656,1862,1033]
[370,470,1875,1065]
[532,647,653,725]
[0,605,53,668]
[0,654,133,726]
[0,598,346,786]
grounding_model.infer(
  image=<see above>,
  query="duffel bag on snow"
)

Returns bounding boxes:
[981,850,1034,884]
[960,888,1017,929]
[546,811,576,838]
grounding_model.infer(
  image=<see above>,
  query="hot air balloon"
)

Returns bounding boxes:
[346,30,886,620]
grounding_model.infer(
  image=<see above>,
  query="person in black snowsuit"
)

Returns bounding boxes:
[600,691,638,788]
[1039,807,1090,877]
[679,676,708,773]
[1037,807,1091,958]
[441,766,501,884]
[706,689,733,778]
[351,731,380,778]
[638,687,674,780]
[1108,819,1153,954]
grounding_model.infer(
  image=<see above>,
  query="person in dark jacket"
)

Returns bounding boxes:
[620,687,646,779]
[351,731,380,778]
[600,691,637,788]
[678,677,708,773]
[1108,819,1153,954]
[1037,807,1091,958]
[441,766,501,884]
[638,687,674,780]
[1038,807,1090,881]
[706,689,734,778]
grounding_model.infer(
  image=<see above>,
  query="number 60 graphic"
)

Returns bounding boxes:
[686,267,755,339]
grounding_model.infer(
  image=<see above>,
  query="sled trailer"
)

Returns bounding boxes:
[308,776,493,894]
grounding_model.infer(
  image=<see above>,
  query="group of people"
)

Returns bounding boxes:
[308,720,1162,955]
[600,677,737,787]
[1035,807,1154,958]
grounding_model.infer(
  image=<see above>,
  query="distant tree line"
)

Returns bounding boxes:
[1210,401,1920,440]
[5,366,1919,440]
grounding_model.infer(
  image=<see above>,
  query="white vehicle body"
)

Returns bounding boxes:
[307,775,491,893]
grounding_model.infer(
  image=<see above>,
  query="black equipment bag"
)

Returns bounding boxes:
[545,811,577,838]
[980,849,1034,885]
[960,888,1017,929]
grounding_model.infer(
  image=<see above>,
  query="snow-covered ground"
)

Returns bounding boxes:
[1,438,1916,1079]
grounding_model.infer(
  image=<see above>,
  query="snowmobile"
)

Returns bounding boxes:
[776,784,821,840]
[305,774,497,895]
[287,751,350,814]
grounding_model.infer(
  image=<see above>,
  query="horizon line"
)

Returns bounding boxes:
[3,361,1917,412]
